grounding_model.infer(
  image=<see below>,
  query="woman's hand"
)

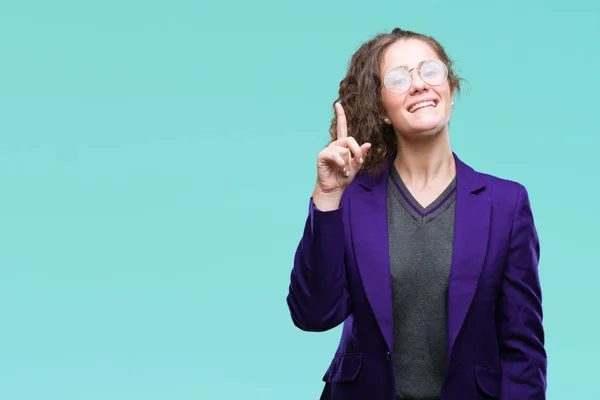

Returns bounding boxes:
[313,102,371,211]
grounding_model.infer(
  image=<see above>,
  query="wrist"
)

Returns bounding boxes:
[312,186,343,211]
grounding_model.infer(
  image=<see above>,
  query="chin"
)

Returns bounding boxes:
[404,120,448,137]
[402,107,448,128]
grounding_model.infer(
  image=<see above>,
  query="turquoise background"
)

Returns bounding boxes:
[0,0,598,398]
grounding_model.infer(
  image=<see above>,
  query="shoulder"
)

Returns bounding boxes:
[343,178,369,196]
[455,153,535,218]
[474,169,533,217]
[479,171,524,197]
[340,168,388,201]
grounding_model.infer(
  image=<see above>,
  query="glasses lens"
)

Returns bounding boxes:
[384,67,411,93]
[420,60,447,86]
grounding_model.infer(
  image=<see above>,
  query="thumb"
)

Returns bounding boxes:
[361,143,372,156]
[351,143,372,173]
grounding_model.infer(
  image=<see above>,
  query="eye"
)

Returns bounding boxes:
[392,77,409,86]
[385,68,410,88]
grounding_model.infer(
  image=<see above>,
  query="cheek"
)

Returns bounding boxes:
[439,85,453,103]
[381,91,407,116]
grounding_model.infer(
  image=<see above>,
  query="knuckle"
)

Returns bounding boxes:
[318,149,332,158]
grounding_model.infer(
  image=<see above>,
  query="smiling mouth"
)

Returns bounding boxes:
[408,100,438,113]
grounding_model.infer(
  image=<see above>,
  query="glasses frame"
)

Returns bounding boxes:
[383,59,448,94]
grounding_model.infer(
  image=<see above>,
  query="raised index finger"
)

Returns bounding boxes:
[334,102,348,140]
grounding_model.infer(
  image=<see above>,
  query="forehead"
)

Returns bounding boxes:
[380,39,439,73]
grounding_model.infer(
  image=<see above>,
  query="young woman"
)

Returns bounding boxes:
[286,28,546,400]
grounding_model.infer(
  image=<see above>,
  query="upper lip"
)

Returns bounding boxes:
[406,98,439,112]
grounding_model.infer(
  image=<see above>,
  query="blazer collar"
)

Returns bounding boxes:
[353,152,485,194]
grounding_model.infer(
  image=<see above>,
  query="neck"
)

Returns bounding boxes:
[393,127,455,189]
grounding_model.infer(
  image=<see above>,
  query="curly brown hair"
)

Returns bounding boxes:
[329,28,464,174]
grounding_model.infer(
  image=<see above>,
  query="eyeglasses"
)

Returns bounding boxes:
[383,59,448,94]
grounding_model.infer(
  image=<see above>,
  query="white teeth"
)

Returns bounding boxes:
[409,100,436,113]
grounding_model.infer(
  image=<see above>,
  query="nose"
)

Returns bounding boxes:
[409,69,428,94]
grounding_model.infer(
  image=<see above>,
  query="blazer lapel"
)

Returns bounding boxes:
[447,154,491,358]
[349,165,394,353]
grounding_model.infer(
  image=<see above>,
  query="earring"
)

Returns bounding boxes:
[451,102,454,106]
[383,118,390,124]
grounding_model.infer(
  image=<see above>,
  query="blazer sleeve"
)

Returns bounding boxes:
[497,184,547,399]
[286,198,351,332]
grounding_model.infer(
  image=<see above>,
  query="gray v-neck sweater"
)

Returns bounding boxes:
[387,167,456,399]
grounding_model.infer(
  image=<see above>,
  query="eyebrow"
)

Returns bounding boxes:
[398,60,427,70]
